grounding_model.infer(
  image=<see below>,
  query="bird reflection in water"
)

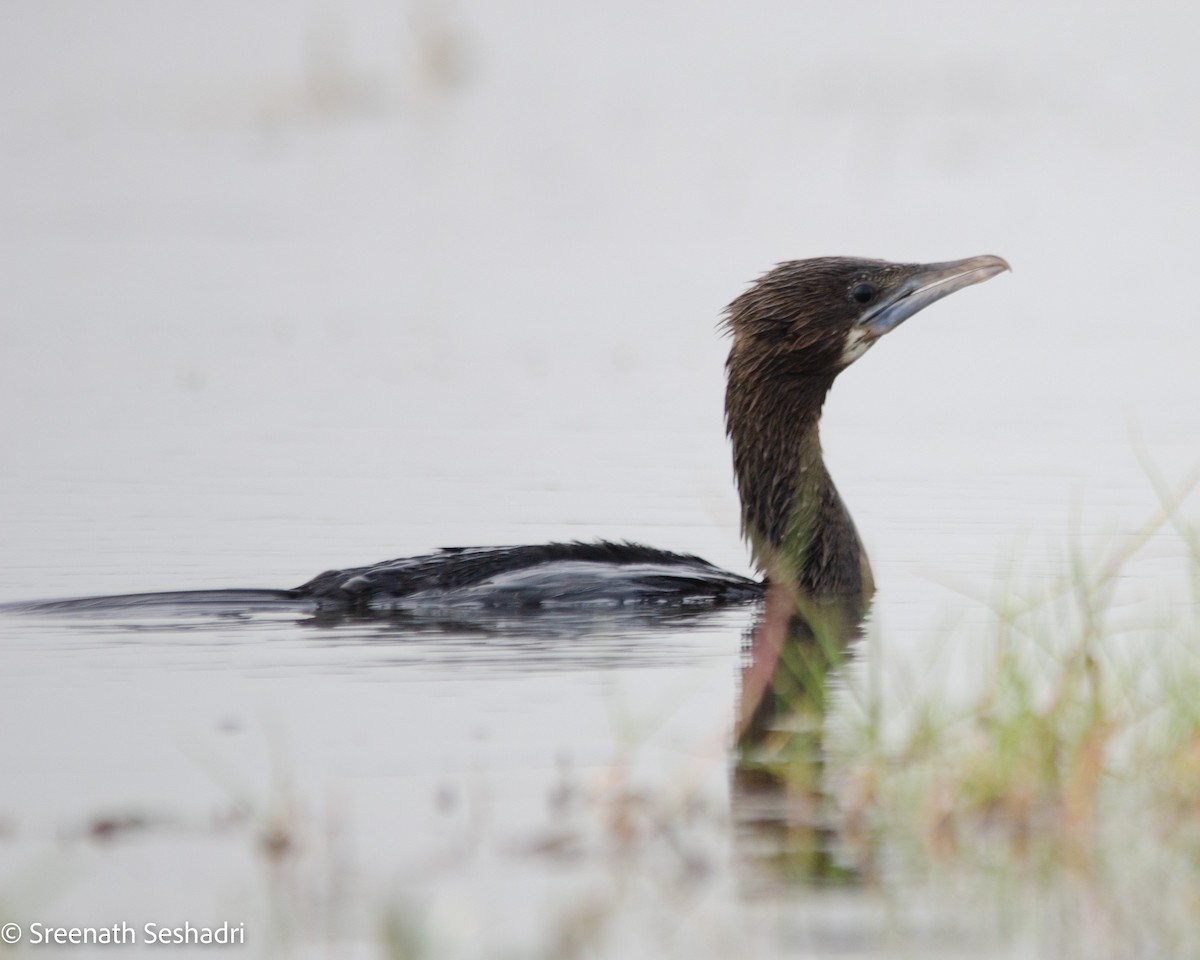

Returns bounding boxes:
[733,581,869,887]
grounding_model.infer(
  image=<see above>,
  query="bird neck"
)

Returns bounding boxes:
[725,365,871,606]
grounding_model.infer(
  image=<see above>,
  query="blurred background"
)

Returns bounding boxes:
[2,0,1196,601]
[1,2,1198,956]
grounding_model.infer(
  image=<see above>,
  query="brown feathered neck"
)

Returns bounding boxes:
[724,353,869,604]
[721,262,876,607]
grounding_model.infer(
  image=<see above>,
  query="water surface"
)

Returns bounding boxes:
[1,1,1198,956]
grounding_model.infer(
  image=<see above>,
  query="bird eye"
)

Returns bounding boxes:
[851,282,877,304]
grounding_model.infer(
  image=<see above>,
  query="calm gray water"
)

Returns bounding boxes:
[1,2,1198,956]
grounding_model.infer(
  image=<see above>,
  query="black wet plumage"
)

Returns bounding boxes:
[294,541,763,613]
[3,543,761,617]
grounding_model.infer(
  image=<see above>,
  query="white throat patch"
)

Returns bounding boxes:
[841,327,875,365]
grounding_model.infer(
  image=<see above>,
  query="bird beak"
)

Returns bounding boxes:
[858,254,1010,338]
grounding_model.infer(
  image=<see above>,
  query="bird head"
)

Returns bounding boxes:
[725,255,1010,377]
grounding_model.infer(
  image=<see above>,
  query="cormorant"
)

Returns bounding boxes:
[8,256,1008,616]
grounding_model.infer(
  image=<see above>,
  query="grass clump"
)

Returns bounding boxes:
[820,480,1200,955]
